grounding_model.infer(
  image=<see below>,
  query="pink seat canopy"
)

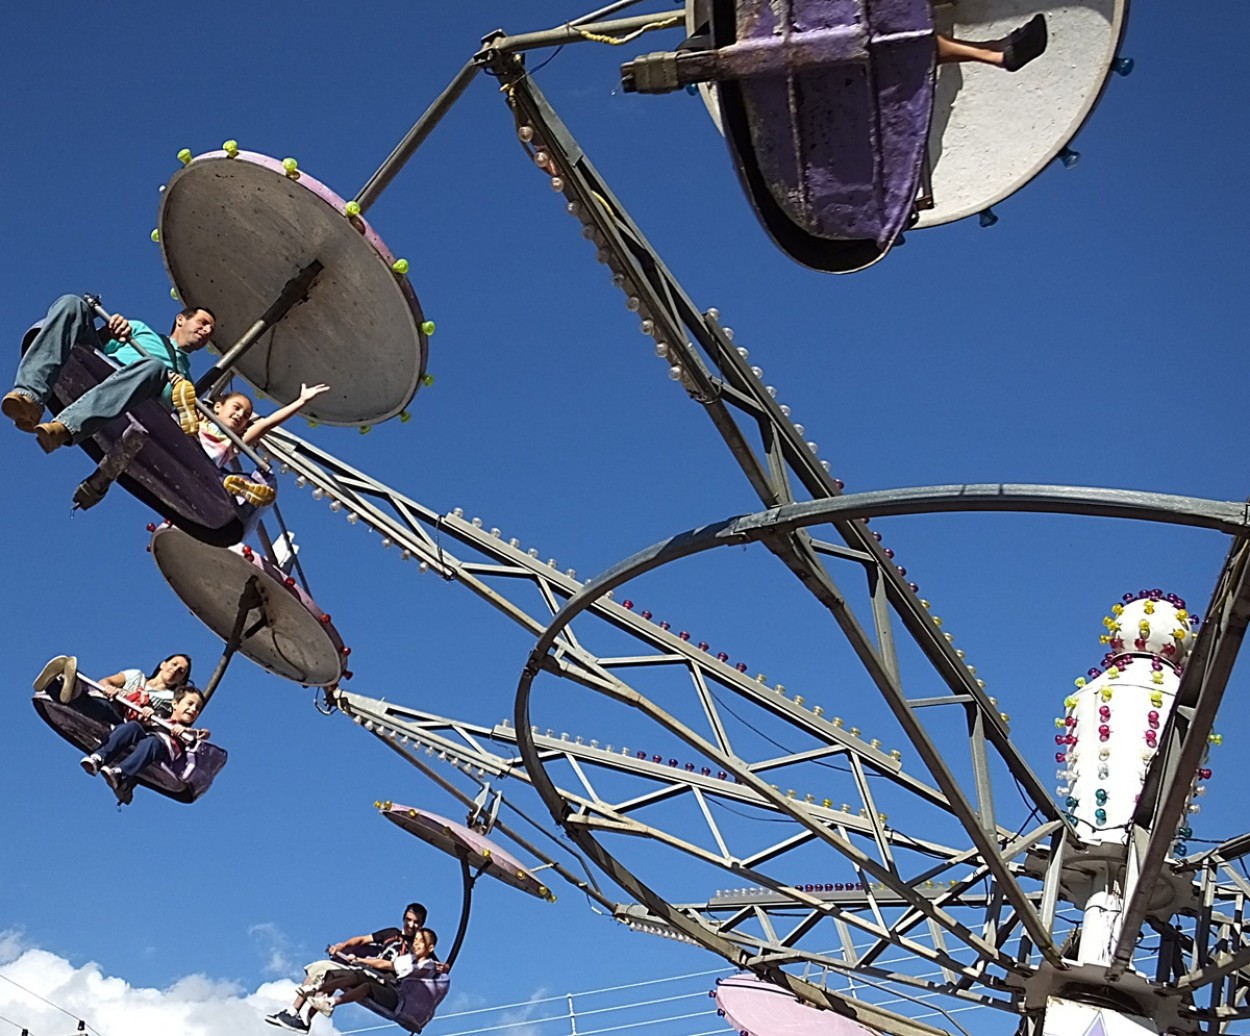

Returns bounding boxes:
[714,976,879,1036]
[379,803,554,900]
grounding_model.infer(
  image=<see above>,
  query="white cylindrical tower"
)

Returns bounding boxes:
[1051,590,1215,966]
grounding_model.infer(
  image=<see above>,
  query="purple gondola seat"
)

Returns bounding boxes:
[20,327,247,547]
[326,951,450,1034]
[32,677,227,804]
[390,969,451,1033]
[711,0,934,271]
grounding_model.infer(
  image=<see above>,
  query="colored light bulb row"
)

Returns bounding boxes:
[1054,685,1114,827]
[378,709,899,823]
[528,729,902,810]
[633,750,731,780]
[1073,670,1179,693]
[454,518,904,757]
[350,718,493,779]
[719,335,844,488]
[401,518,900,745]
[710,879,956,899]
[1118,588,1192,612]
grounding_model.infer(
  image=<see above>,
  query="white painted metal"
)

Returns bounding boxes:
[1075,877,1121,966]
[1062,599,1194,844]
[1042,996,1159,1036]
[918,0,1127,226]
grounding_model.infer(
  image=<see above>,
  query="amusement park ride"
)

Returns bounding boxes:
[22,2,1250,1035]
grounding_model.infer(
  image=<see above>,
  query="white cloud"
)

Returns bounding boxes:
[0,945,334,1036]
[247,922,299,978]
[0,929,24,965]
[491,988,552,1036]
[0,940,574,1036]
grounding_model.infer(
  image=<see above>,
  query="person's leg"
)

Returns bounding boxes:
[368,982,399,1012]
[95,722,155,804]
[95,721,146,766]
[267,963,355,1032]
[224,473,277,508]
[936,34,1003,66]
[113,732,172,779]
[329,978,397,1011]
[330,980,380,1007]
[5,296,102,430]
[936,15,1047,73]
[317,970,369,997]
[290,970,370,1024]
[50,355,169,446]
[295,963,349,1011]
[1000,15,1046,73]
[289,987,308,1014]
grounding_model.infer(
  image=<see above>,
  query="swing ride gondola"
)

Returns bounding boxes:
[31,661,227,805]
[623,0,1130,270]
[19,146,431,544]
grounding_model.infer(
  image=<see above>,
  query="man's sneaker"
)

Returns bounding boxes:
[223,474,276,506]
[35,420,71,454]
[101,767,134,805]
[265,1010,310,1032]
[171,379,199,435]
[2,390,42,432]
[80,754,103,777]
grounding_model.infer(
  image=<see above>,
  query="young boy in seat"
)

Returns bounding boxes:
[80,685,211,805]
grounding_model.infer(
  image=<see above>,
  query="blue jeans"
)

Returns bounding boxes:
[14,295,168,444]
[97,720,172,778]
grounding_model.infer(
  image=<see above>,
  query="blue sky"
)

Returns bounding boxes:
[2,3,1250,1035]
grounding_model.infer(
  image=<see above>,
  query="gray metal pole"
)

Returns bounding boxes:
[349,10,677,215]
[201,576,264,705]
[195,258,324,396]
[352,60,482,215]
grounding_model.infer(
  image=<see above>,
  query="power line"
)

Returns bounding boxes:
[0,974,100,1036]
[336,964,733,1036]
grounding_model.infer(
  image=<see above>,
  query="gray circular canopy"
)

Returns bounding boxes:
[151,525,346,686]
[159,149,428,426]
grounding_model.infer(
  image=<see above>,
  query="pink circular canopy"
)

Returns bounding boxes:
[380,803,555,901]
[715,976,879,1036]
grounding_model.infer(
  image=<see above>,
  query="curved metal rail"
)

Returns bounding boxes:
[514,488,1250,1033]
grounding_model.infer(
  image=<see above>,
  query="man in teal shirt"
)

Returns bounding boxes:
[3,294,215,452]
